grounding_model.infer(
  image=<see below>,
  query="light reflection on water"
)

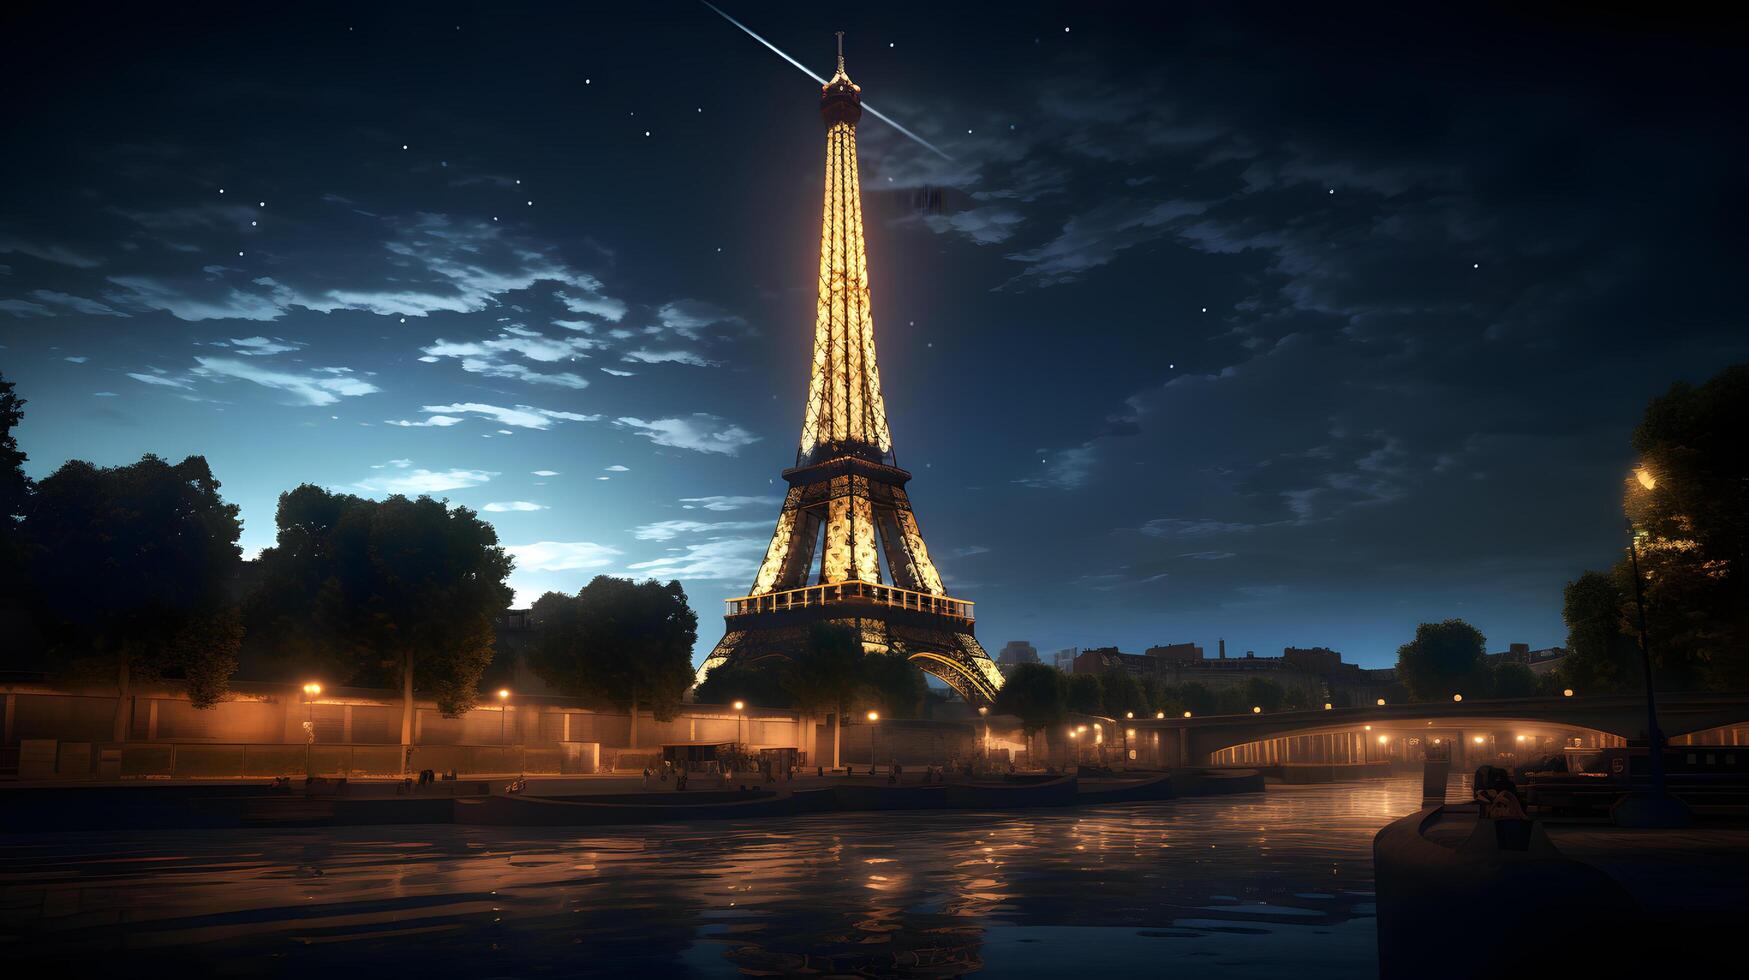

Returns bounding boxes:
[0,776,1453,977]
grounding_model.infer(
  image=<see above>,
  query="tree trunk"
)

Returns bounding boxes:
[399,656,415,774]
[112,653,131,744]
[628,693,639,749]
[832,706,842,770]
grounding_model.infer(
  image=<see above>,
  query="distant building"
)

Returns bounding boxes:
[1486,643,1567,676]
[1146,642,1203,662]
[995,641,1040,666]
[1051,647,1078,671]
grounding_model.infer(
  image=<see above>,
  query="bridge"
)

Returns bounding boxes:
[1118,692,1749,766]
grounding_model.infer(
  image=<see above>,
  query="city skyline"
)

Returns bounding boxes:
[3,4,1745,670]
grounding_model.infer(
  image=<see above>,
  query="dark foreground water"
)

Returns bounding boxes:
[0,777,1445,977]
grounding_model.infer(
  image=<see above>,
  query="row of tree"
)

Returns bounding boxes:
[0,372,703,753]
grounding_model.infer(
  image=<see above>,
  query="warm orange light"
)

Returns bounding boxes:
[1156,711,1165,719]
[497,689,510,700]
[302,682,321,696]
[1125,711,1134,719]
[1252,706,1262,714]
[1067,730,1078,739]
[867,710,879,722]
[1364,725,1372,731]
[1563,688,1574,698]
[1634,466,1657,490]
[733,700,745,711]
[1378,735,1389,745]
[1516,735,1526,742]
[1376,698,1386,706]
[1473,736,1484,744]
[1183,711,1192,718]
[978,706,988,716]
[1126,729,1136,739]
[1452,694,1463,702]
[1434,737,1443,745]
[1324,703,1332,710]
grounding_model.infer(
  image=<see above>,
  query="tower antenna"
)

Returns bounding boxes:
[835,31,845,74]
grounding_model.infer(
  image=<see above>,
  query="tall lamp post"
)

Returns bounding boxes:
[867,710,880,775]
[497,688,511,746]
[301,682,321,779]
[978,706,989,766]
[1617,466,1690,827]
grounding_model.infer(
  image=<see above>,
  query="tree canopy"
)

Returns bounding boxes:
[27,454,243,720]
[860,651,928,719]
[1065,672,1104,714]
[1395,619,1488,701]
[692,662,793,709]
[253,486,513,728]
[1622,364,1749,689]
[781,623,864,719]
[528,575,697,745]
[1099,669,1147,718]
[1561,569,1640,694]
[994,662,1067,736]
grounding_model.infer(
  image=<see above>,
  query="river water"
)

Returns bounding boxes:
[0,776,1446,977]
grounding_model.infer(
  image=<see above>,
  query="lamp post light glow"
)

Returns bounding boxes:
[496,688,512,746]
[1377,698,1387,706]
[978,706,989,762]
[1563,688,1574,698]
[1183,711,1192,718]
[867,711,879,775]
[734,701,746,748]
[1378,735,1389,745]
[1453,694,1463,702]
[1252,706,1262,714]
[1324,703,1332,710]
[1473,736,1485,745]
[301,682,321,779]
[1156,711,1165,720]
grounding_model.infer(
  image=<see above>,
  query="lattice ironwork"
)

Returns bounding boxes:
[702,43,1001,704]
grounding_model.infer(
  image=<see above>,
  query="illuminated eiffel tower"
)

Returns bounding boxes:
[696,37,1003,704]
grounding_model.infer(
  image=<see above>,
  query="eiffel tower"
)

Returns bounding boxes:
[696,37,1003,704]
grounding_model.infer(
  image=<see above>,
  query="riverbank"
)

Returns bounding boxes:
[0,768,1267,831]
[1374,803,1749,978]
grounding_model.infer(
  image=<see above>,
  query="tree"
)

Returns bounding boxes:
[1395,619,1488,702]
[860,652,927,719]
[527,575,696,749]
[1491,662,1539,699]
[1624,365,1749,689]
[28,454,243,738]
[0,373,27,527]
[253,487,514,762]
[1178,682,1219,715]
[1065,672,1104,714]
[1099,669,1147,718]
[0,374,34,665]
[994,662,1066,764]
[692,662,792,709]
[1242,676,1287,712]
[1561,570,1640,694]
[782,623,865,769]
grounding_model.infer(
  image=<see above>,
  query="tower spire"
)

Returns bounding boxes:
[836,30,845,75]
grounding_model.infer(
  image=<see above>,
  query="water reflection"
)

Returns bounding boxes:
[0,776,1452,977]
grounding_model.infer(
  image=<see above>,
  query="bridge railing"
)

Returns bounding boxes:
[725,581,973,623]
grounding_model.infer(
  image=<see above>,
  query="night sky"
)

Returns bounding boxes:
[2,3,1744,670]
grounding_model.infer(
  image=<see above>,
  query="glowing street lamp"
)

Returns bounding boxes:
[1156,711,1165,720]
[1377,698,1387,706]
[733,700,746,749]
[978,706,990,762]
[1624,466,1685,825]
[1563,688,1574,698]
[1183,711,1192,718]
[867,710,880,775]
[1252,706,1262,714]
[1324,703,1332,710]
[497,689,511,746]
[1453,694,1463,702]
[301,681,321,779]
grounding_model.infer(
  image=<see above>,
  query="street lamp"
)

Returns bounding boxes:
[301,681,321,779]
[1453,694,1463,702]
[1563,688,1574,698]
[1252,706,1261,714]
[978,706,989,763]
[734,700,746,750]
[1183,711,1192,718]
[867,710,880,775]
[1324,703,1332,710]
[1156,711,1165,720]
[497,689,511,746]
[1377,698,1387,706]
[1620,467,1689,827]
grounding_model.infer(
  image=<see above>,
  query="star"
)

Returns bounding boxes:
[250,220,257,227]
[526,200,533,205]
[218,188,225,194]
[401,144,408,150]
[644,130,651,136]
[237,251,244,256]
[1473,262,1480,269]
[257,201,265,207]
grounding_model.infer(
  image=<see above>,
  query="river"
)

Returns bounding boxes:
[0,776,1451,977]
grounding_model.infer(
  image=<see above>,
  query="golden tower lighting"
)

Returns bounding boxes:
[695,35,1002,704]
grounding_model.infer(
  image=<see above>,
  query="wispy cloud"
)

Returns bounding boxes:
[216,335,301,356]
[483,501,547,512]
[0,237,101,269]
[531,469,560,477]
[614,414,757,455]
[418,402,599,430]
[626,537,765,580]
[420,325,597,388]
[352,465,496,495]
[623,348,713,367]
[191,357,378,406]
[679,495,781,512]
[631,519,768,541]
[507,540,622,571]
[31,290,126,316]
[127,370,192,389]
